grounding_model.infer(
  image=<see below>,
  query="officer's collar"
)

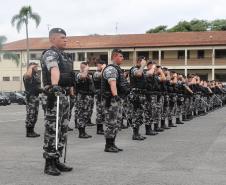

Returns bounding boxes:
[111,61,120,67]
[51,46,64,53]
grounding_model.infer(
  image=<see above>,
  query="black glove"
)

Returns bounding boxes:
[112,95,120,103]
[52,85,62,96]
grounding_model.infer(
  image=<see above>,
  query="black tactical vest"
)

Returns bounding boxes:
[93,71,101,91]
[23,73,41,96]
[101,64,130,97]
[76,74,95,95]
[146,74,160,92]
[129,66,146,89]
[41,46,73,87]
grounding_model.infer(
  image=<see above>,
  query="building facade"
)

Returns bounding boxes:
[1,31,226,91]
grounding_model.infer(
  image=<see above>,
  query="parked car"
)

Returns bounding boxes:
[3,92,26,105]
[0,95,7,106]
[0,93,11,105]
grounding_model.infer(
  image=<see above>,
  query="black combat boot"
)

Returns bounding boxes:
[104,138,119,153]
[87,118,95,126]
[132,127,146,140]
[182,114,189,121]
[154,123,164,132]
[26,127,40,138]
[145,125,158,136]
[112,136,123,151]
[44,158,61,176]
[120,119,128,129]
[176,118,184,124]
[127,118,132,128]
[168,119,177,127]
[96,124,104,135]
[74,119,78,128]
[55,158,73,172]
[161,119,171,129]
[78,127,92,139]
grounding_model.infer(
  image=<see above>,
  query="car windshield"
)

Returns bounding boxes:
[15,93,24,97]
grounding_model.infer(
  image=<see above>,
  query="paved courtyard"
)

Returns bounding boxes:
[0,104,226,185]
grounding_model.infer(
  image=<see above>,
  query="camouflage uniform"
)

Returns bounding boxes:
[23,72,41,130]
[25,95,40,128]
[40,93,47,116]
[43,94,70,159]
[41,47,73,160]
[75,73,95,129]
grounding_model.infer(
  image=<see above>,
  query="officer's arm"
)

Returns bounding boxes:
[51,67,60,85]
[134,59,146,77]
[108,80,117,96]
[24,65,36,79]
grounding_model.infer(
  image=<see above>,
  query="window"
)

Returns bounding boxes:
[12,76,20,81]
[68,53,76,61]
[178,50,185,59]
[78,53,85,61]
[137,51,149,59]
[187,50,190,59]
[30,53,41,60]
[16,54,20,59]
[215,74,226,82]
[215,50,226,58]
[152,51,159,60]
[3,77,10,81]
[100,54,108,63]
[197,50,205,59]
[122,52,130,60]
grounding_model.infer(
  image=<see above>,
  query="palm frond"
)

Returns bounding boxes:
[3,52,20,66]
[30,13,41,27]
[16,18,26,32]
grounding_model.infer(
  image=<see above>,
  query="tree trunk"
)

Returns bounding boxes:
[25,16,29,68]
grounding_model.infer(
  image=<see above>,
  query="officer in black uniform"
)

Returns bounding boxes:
[41,28,73,176]
[23,61,42,137]
[101,49,130,152]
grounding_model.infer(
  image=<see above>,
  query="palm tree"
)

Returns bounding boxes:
[0,36,19,66]
[11,5,41,67]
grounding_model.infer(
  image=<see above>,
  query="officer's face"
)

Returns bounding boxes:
[50,33,67,49]
[113,53,124,65]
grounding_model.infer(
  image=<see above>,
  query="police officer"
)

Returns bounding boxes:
[93,59,106,135]
[23,61,42,137]
[129,56,147,140]
[75,62,94,138]
[41,28,73,176]
[102,49,130,152]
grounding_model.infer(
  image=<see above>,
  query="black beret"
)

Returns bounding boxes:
[49,28,66,36]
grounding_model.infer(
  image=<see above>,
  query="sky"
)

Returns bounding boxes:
[0,0,226,42]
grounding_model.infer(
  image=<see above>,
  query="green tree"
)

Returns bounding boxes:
[167,21,192,32]
[146,25,168,33]
[11,5,41,67]
[0,36,19,66]
[210,19,226,31]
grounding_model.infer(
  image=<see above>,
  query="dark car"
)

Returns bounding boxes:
[3,92,26,105]
[0,93,11,105]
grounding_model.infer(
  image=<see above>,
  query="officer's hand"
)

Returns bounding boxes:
[141,59,147,67]
[112,95,120,103]
[52,85,62,96]
[102,64,106,70]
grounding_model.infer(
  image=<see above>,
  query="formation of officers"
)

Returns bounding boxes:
[22,28,226,176]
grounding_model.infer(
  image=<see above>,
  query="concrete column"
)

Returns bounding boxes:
[185,68,188,77]
[133,49,137,65]
[158,50,161,65]
[108,50,112,64]
[84,52,87,61]
[212,68,215,80]
[185,49,187,66]
[212,48,215,66]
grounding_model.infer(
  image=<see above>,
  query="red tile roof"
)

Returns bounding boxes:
[2,31,226,51]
